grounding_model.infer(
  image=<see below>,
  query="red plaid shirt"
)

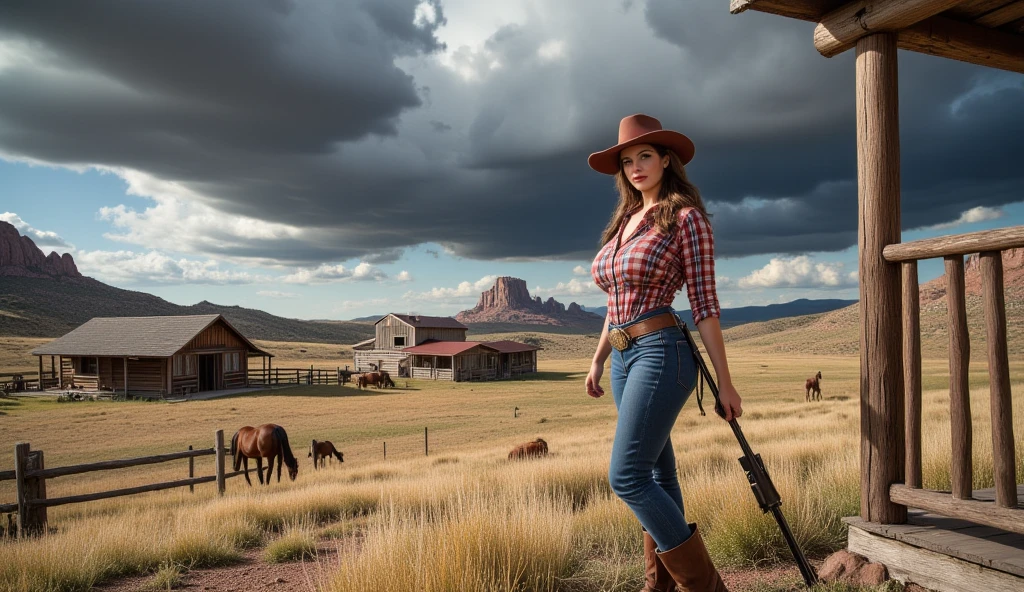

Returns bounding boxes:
[591,204,720,326]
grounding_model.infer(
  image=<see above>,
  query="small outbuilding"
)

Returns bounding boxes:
[31,314,272,397]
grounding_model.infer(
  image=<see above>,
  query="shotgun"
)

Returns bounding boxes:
[676,314,819,587]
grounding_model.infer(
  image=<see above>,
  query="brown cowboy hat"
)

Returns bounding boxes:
[587,114,695,175]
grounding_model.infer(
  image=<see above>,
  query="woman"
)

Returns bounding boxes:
[586,114,742,592]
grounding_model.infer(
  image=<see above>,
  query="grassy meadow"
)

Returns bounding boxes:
[1,333,1021,591]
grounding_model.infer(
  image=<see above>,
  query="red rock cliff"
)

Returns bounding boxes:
[0,221,82,279]
[456,276,599,326]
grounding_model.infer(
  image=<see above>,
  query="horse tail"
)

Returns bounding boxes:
[274,425,297,471]
[231,430,241,472]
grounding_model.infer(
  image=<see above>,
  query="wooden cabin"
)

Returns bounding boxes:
[732,2,1024,590]
[353,313,540,380]
[31,314,272,398]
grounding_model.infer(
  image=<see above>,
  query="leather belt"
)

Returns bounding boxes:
[607,312,678,351]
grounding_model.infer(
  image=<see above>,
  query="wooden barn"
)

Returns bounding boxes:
[352,313,540,380]
[31,314,272,398]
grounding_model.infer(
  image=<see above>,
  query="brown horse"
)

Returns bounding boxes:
[805,371,822,402]
[231,424,299,486]
[358,371,395,389]
[508,438,549,460]
[308,439,344,470]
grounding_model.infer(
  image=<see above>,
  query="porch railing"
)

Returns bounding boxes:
[883,225,1023,534]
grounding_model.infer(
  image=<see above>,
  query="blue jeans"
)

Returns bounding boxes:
[608,306,698,552]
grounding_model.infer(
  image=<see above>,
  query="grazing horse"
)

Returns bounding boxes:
[231,424,299,486]
[805,371,822,402]
[508,438,549,460]
[308,439,344,470]
[358,371,396,389]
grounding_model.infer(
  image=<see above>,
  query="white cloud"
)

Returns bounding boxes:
[0,212,74,251]
[572,265,588,276]
[257,290,299,299]
[280,262,387,284]
[532,277,601,298]
[929,206,1004,230]
[396,270,413,282]
[537,39,566,61]
[75,250,266,285]
[405,275,497,301]
[737,256,857,289]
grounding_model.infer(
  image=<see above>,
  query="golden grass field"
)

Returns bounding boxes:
[1,328,1022,591]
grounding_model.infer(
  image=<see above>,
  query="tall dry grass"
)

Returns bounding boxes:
[0,350,1021,591]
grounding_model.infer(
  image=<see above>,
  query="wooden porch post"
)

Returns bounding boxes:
[37,356,43,391]
[856,32,906,525]
[123,357,129,398]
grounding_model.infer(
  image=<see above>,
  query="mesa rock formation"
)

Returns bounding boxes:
[456,276,601,327]
[0,221,82,279]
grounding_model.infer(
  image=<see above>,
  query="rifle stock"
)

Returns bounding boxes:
[677,315,819,588]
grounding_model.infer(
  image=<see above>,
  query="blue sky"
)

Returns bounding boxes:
[1,1,1021,320]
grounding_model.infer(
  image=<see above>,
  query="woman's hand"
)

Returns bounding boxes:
[585,361,605,398]
[717,382,743,421]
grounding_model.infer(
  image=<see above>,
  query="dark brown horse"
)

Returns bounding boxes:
[508,438,549,460]
[308,439,344,470]
[805,371,822,402]
[231,424,299,485]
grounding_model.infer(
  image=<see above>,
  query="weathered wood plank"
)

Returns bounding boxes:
[848,522,1024,590]
[902,261,922,489]
[883,225,1024,262]
[814,0,965,57]
[980,252,1018,508]
[729,0,841,21]
[975,2,1024,27]
[899,15,1024,75]
[27,448,215,480]
[0,502,17,513]
[0,469,15,482]
[945,256,973,500]
[890,485,1024,535]
[29,476,217,509]
[856,32,906,525]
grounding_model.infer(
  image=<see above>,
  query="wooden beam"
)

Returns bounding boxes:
[883,225,1024,262]
[902,261,922,489]
[980,252,1017,508]
[899,15,1024,74]
[890,485,1024,535]
[975,2,1024,27]
[28,448,215,480]
[815,0,966,57]
[856,33,906,525]
[30,476,217,509]
[730,0,836,21]
[947,0,1019,20]
[945,256,973,500]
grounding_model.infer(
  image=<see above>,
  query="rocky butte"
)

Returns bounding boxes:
[0,220,82,279]
[456,276,601,326]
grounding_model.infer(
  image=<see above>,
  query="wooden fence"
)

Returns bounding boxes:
[0,371,60,393]
[246,366,357,387]
[1,429,251,538]
[882,226,1024,535]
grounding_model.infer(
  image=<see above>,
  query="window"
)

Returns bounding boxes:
[77,357,98,374]
[394,336,406,347]
[173,354,195,377]
[223,352,240,372]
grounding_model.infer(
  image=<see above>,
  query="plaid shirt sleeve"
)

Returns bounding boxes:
[678,208,721,325]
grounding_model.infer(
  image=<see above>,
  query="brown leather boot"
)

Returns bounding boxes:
[655,523,728,592]
[641,530,676,592]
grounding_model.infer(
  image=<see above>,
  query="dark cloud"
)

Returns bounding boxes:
[0,0,1020,265]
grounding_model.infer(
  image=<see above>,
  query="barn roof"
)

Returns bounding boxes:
[31,314,272,358]
[385,314,468,330]
[402,341,497,355]
[482,340,542,353]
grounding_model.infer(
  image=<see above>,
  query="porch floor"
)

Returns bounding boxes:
[845,485,1024,592]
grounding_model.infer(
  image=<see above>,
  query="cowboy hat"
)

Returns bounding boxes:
[587,114,695,175]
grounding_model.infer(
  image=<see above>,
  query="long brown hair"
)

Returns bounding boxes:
[599,144,709,246]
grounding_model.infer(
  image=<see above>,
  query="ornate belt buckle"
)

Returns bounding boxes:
[608,327,631,351]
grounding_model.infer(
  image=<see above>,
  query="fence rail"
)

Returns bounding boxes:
[1,430,241,538]
[895,237,1023,533]
[246,366,356,386]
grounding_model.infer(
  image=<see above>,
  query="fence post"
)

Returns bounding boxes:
[188,445,195,493]
[215,430,226,496]
[384,441,386,460]
[15,443,46,537]
[424,427,428,456]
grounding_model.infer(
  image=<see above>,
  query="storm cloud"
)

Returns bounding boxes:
[0,0,1020,264]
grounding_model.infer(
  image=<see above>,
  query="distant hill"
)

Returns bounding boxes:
[0,221,374,344]
[724,249,1024,358]
[582,298,857,328]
